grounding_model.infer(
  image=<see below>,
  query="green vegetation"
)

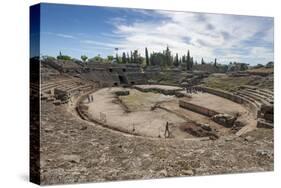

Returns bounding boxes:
[202,74,255,91]
[52,47,209,69]
[201,58,205,64]
[80,55,88,63]
[107,55,114,61]
[122,52,127,64]
[145,47,149,66]
[88,55,102,63]
[57,51,71,61]
[48,48,272,73]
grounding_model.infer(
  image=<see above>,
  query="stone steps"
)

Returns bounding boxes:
[41,83,60,92]
[238,90,272,105]
[66,85,91,92]
[257,118,273,129]
[240,85,273,98]
[259,88,273,96]
[41,79,78,91]
[56,83,80,91]
[236,93,261,108]
[244,88,273,100]
[235,94,260,117]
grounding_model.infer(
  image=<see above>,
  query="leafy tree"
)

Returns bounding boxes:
[57,51,72,61]
[81,55,88,63]
[132,50,143,64]
[88,55,103,63]
[266,61,274,68]
[240,63,248,71]
[107,55,114,61]
[150,52,166,66]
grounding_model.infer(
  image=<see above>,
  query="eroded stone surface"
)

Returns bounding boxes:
[40,101,273,185]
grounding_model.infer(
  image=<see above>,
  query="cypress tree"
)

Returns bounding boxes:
[174,53,179,67]
[186,50,191,70]
[127,52,130,64]
[122,52,126,64]
[214,58,217,67]
[201,58,205,64]
[130,51,133,64]
[145,47,149,66]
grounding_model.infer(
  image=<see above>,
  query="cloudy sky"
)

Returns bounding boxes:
[40,3,274,65]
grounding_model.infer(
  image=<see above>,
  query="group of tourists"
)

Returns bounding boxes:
[185,86,203,94]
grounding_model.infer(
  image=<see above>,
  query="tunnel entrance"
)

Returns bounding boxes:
[118,75,127,84]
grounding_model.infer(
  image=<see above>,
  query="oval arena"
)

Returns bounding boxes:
[35,59,273,184]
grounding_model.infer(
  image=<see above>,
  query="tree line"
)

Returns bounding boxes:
[43,47,218,70]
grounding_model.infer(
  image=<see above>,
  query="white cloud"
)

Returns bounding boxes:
[102,10,273,64]
[55,33,76,39]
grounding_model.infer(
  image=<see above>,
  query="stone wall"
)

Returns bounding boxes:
[192,86,259,117]
[126,73,147,85]
[133,85,183,96]
[179,100,218,117]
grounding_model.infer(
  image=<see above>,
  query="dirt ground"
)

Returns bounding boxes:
[85,87,187,138]
[40,99,274,185]
[184,92,258,135]
[134,84,182,90]
[84,86,256,139]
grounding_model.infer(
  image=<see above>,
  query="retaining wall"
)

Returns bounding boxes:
[179,100,219,117]
[133,85,183,96]
[193,86,259,118]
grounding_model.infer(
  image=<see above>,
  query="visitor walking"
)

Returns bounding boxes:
[87,94,91,103]
[164,121,170,138]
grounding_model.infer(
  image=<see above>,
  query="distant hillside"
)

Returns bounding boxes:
[246,67,273,74]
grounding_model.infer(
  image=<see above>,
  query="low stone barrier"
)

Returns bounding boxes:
[179,100,236,128]
[179,100,218,117]
[133,85,183,96]
[115,90,129,96]
[192,86,243,103]
[192,86,259,118]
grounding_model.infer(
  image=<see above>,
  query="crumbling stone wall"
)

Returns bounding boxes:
[179,100,236,128]
[192,86,259,117]
[133,86,183,96]
[179,100,218,117]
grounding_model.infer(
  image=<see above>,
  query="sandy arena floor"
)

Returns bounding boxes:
[83,86,257,139]
[85,87,187,138]
[134,84,183,90]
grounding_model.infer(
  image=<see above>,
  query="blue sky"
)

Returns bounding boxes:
[39,3,274,65]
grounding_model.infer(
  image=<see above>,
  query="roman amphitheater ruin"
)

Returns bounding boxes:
[32,59,274,184]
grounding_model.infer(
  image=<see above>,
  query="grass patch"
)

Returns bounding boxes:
[202,74,252,92]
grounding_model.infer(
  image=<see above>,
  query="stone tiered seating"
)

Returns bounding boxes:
[236,85,273,127]
[236,86,273,105]
[41,77,95,104]
[236,92,261,108]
